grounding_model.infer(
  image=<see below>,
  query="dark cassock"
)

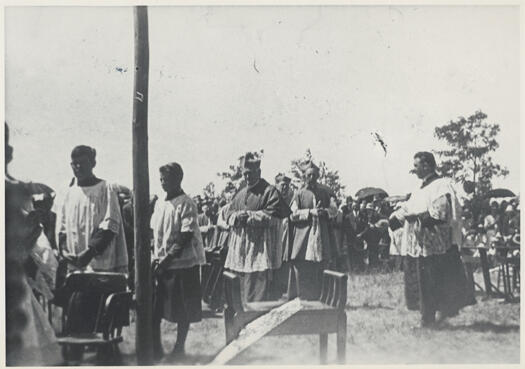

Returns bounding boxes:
[288,161,338,300]
[331,203,356,273]
[224,155,291,302]
[274,173,295,297]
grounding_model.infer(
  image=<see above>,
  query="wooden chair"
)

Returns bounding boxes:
[223,269,347,364]
[56,272,132,364]
[478,244,520,301]
[204,251,227,308]
[460,246,485,293]
[494,243,520,301]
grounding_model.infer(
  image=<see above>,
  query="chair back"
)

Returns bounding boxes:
[63,272,127,294]
[60,272,128,335]
[223,271,244,313]
[320,270,347,310]
[97,292,132,339]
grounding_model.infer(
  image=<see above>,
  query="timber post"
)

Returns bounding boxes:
[132,5,153,365]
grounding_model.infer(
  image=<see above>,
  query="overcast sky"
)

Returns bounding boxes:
[5,5,520,200]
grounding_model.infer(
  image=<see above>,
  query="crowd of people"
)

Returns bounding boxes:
[462,196,521,253]
[5,121,521,364]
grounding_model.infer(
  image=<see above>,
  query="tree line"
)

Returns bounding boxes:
[201,110,509,201]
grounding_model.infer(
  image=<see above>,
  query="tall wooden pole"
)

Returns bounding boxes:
[132,6,153,365]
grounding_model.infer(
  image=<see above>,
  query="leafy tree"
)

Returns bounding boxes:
[217,149,264,193]
[434,110,509,195]
[202,181,216,200]
[290,149,345,199]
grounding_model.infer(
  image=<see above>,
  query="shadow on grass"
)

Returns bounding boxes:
[439,321,520,334]
[228,353,279,365]
[118,352,220,366]
[162,353,219,365]
[347,303,395,310]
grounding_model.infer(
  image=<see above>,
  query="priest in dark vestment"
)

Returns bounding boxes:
[224,153,291,302]
[288,160,338,300]
[274,173,295,297]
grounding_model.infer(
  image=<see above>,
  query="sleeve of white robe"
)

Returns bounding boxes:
[98,184,122,234]
[290,197,310,222]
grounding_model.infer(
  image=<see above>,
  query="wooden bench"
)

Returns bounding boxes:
[56,272,132,364]
[223,269,347,364]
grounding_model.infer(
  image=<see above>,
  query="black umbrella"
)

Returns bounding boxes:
[115,184,132,198]
[355,187,388,200]
[25,182,55,197]
[485,188,515,198]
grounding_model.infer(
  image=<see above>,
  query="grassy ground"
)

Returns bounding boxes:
[116,270,519,365]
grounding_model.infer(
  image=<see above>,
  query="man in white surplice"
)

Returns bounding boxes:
[58,145,128,274]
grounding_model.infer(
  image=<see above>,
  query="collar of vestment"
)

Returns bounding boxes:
[77,176,102,187]
[247,179,262,191]
[306,182,318,191]
[421,172,439,189]
[165,188,185,201]
[247,178,270,194]
[243,178,270,204]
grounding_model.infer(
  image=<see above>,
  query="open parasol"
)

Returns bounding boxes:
[25,182,55,197]
[485,188,515,199]
[355,187,388,200]
[114,184,132,198]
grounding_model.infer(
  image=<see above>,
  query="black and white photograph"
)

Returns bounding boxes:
[3,3,522,366]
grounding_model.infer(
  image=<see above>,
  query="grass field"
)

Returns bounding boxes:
[116,270,520,365]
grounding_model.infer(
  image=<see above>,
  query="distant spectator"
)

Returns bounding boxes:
[484,201,500,246]
[357,203,383,269]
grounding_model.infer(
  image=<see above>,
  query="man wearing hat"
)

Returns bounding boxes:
[288,160,338,300]
[274,173,295,296]
[224,152,291,302]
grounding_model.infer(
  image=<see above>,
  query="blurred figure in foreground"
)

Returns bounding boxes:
[5,122,62,365]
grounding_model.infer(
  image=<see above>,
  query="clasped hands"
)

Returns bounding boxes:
[234,211,267,227]
[151,253,179,277]
[309,201,329,219]
[61,248,96,269]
